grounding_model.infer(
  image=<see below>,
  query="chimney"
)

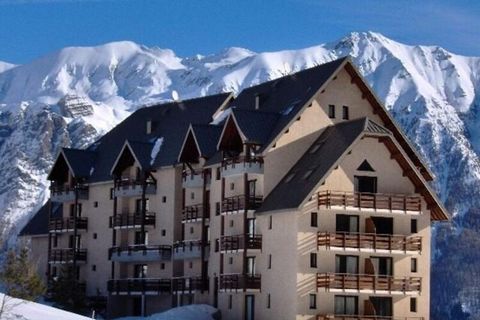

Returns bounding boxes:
[255,94,260,110]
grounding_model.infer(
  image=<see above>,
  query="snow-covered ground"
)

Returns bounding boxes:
[0,293,90,320]
[114,304,217,320]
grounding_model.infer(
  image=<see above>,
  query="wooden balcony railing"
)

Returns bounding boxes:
[221,155,264,168]
[107,278,171,294]
[220,234,262,251]
[48,217,88,233]
[109,212,156,228]
[48,248,87,263]
[182,204,209,221]
[50,184,89,196]
[108,244,172,259]
[172,277,209,292]
[317,273,421,293]
[317,316,424,320]
[317,232,422,252]
[318,191,422,212]
[116,178,156,188]
[221,195,263,212]
[219,274,261,291]
[173,240,208,251]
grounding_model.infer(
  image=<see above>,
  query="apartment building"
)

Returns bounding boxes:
[20,57,449,320]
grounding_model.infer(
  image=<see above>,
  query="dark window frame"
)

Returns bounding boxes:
[328,105,335,119]
[342,106,349,120]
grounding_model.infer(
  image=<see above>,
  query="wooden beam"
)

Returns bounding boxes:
[403,169,414,177]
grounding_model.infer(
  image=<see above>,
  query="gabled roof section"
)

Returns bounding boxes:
[110,140,155,176]
[19,201,62,237]
[47,148,96,181]
[86,92,232,182]
[178,124,223,163]
[231,109,280,145]
[257,117,449,221]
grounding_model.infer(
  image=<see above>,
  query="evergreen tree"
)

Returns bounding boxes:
[50,265,86,313]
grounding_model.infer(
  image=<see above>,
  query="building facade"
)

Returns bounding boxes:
[20,57,449,320]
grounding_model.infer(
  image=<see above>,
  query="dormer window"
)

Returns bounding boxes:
[328,105,335,119]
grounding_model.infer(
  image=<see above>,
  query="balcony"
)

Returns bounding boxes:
[221,195,263,214]
[107,278,171,295]
[182,170,205,189]
[48,217,88,233]
[109,245,172,262]
[173,240,209,260]
[316,273,421,294]
[48,248,87,264]
[220,234,262,252]
[317,232,422,254]
[219,274,261,291]
[172,277,209,292]
[182,204,209,222]
[114,178,156,198]
[50,185,89,203]
[317,316,424,320]
[109,212,156,229]
[318,191,422,214]
[221,156,263,177]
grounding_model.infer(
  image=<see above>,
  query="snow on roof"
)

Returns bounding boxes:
[150,137,164,165]
[114,304,217,320]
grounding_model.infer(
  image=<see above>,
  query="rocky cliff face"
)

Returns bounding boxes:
[0,31,478,317]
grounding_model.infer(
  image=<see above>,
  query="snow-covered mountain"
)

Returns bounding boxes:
[0,31,479,317]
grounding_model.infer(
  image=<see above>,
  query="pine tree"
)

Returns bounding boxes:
[50,265,86,313]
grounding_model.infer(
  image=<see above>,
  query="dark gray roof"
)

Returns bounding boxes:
[191,125,223,158]
[62,148,96,178]
[257,117,389,213]
[126,140,155,170]
[231,109,280,145]
[231,57,348,151]
[19,201,62,236]
[86,93,232,182]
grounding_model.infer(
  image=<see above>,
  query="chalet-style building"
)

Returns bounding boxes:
[20,57,449,320]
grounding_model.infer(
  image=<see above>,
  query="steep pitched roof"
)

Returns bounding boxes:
[229,109,280,145]
[18,201,62,237]
[190,124,223,159]
[86,93,232,182]
[257,117,449,221]
[47,148,96,180]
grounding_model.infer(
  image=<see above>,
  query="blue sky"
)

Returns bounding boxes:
[0,0,479,64]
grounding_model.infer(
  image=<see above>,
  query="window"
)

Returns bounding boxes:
[268,215,272,230]
[411,219,418,233]
[191,192,195,200]
[52,235,58,248]
[336,255,359,274]
[410,298,417,312]
[189,261,193,269]
[161,229,166,236]
[216,167,221,180]
[216,202,221,216]
[369,257,393,276]
[51,266,57,278]
[328,105,335,118]
[310,253,317,268]
[134,231,148,245]
[160,263,165,270]
[93,233,97,239]
[228,295,233,309]
[334,296,358,315]
[134,264,147,278]
[109,188,114,200]
[162,196,167,203]
[230,183,234,190]
[92,265,96,272]
[94,201,98,208]
[342,106,349,120]
[370,297,392,316]
[354,176,377,193]
[267,294,271,309]
[230,220,234,228]
[336,215,359,233]
[268,254,272,269]
[310,212,318,227]
[309,294,317,309]
[229,257,233,264]
[190,227,194,234]
[411,258,418,273]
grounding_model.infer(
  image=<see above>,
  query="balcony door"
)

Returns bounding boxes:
[354,176,377,193]
[335,255,359,274]
[369,297,392,317]
[134,264,147,278]
[370,217,393,235]
[69,234,81,249]
[335,295,358,315]
[247,218,256,236]
[246,256,256,276]
[367,257,393,276]
[135,198,149,213]
[245,295,255,320]
[336,215,359,233]
[135,231,148,245]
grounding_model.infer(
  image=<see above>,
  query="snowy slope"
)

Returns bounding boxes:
[115,304,217,320]
[0,31,479,316]
[0,293,90,320]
